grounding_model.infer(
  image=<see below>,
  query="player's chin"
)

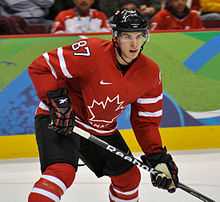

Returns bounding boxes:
[124,52,138,61]
[128,53,139,60]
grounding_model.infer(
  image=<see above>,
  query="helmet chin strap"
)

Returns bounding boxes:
[116,46,131,65]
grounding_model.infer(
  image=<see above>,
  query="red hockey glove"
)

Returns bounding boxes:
[47,88,75,136]
[141,147,179,193]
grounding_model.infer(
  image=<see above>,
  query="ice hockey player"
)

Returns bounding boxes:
[28,9,179,202]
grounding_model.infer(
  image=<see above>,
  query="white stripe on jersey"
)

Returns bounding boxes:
[137,94,163,104]
[112,186,139,195]
[138,110,162,117]
[42,175,67,193]
[32,188,60,202]
[39,101,49,111]
[109,191,139,202]
[43,52,57,79]
[57,47,73,78]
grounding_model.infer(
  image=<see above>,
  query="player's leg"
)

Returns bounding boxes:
[28,115,80,202]
[109,165,141,202]
[104,131,141,202]
[79,130,141,202]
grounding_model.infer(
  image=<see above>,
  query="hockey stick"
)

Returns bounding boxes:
[72,126,216,202]
[177,183,215,202]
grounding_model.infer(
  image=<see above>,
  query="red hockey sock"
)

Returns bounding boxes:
[28,163,76,202]
[109,166,141,202]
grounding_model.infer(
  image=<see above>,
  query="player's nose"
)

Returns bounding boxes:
[130,38,138,48]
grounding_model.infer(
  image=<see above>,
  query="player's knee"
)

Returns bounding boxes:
[43,163,76,187]
[111,166,141,190]
[28,163,76,202]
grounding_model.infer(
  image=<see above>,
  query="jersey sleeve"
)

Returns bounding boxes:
[28,41,90,101]
[192,12,204,28]
[98,12,110,30]
[51,12,66,32]
[151,10,167,30]
[130,73,163,155]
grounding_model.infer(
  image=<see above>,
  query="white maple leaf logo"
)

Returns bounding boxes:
[88,95,125,124]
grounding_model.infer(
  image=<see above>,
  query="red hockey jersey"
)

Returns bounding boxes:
[151,9,203,30]
[29,38,163,154]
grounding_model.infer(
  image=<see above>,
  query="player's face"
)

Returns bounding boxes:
[117,32,146,63]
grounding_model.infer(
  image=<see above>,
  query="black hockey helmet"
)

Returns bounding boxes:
[110,9,149,34]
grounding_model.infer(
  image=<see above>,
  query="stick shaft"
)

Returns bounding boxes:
[73,126,216,202]
[178,183,215,202]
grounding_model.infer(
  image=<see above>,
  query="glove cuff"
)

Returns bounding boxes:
[47,88,68,99]
[141,147,172,168]
[47,88,72,112]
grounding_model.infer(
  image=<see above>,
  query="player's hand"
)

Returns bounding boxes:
[47,88,75,136]
[141,147,179,193]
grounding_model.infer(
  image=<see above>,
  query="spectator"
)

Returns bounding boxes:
[0,0,54,24]
[139,0,162,20]
[51,0,110,33]
[151,0,203,30]
[98,0,119,18]
[200,0,220,21]
[119,0,139,10]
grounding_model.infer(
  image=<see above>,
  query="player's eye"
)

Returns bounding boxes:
[121,35,130,40]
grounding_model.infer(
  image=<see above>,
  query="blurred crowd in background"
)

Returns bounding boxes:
[0,0,220,35]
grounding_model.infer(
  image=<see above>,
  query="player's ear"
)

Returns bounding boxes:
[112,37,119,48]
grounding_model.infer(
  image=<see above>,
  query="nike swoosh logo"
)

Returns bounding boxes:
[100,80,112,85]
